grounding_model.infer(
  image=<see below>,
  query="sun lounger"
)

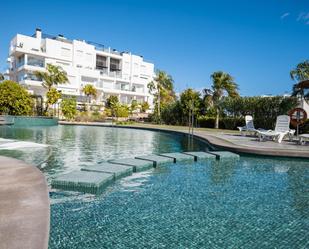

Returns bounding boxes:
[258,115,294,143]
[237,115,259,136]
[299,134,309,145]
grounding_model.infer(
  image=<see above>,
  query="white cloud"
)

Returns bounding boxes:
[297,11,309,23]
[280,12,290,20]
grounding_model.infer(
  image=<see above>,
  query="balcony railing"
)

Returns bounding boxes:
[109,71,122,78]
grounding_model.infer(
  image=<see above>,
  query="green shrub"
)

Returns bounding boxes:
[0,80,34,115]
[115,105,129,118]
[141,102,150,113]
[198,116,225,129]
[61,97,77,121]
[161,101,184,125]
[221,117,244,130]
[91,110,106,122]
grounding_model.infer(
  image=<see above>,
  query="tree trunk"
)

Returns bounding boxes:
[215,108,219,129]
[157,88,161,123]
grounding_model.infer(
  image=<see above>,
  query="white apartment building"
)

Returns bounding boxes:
[7,28,155,107]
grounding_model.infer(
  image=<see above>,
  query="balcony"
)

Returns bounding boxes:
[109,71,122,78]
[27,56,44,68]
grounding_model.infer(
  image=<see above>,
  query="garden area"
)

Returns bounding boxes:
[1,60,309,133]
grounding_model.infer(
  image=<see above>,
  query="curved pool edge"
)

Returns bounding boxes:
[0,156,50,249]
[59,121,309,159]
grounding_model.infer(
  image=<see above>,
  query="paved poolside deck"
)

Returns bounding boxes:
[0,156,50,249]
[60,121,309,158]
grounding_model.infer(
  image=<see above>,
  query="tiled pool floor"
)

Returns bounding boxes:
[49,157,309,249]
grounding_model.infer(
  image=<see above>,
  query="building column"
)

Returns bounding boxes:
[24,54,28,66]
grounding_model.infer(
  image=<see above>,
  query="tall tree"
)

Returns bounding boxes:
[105,95,119,117]
[82,84,97,103]
[180,88,201,125]
[203,71,239,128]
[148,70,175,123]
[35,63,68,113]
[290,60,309,99]
[290,60,309,82]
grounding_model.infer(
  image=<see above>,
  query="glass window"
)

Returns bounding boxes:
[96,55,107,70]
[27,56,44,67]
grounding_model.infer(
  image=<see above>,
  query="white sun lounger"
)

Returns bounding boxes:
[237,115,259,136]
[299,134,309,145]
[258,115,295,143]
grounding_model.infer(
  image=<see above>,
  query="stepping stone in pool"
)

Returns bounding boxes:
[208,151,240,160]
[109,158,154,172]
[159,152,195,163]
[135,154,174,167]
[51,170,114,194]
[182,151,217,161]
[81,163,133,180]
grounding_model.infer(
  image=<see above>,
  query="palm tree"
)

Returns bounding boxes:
[82,84,97,103]
[148,70,175,122]
[290,60,309,99]
[290,60,309,82]
[203,71,239,129]
[35,63,68,113]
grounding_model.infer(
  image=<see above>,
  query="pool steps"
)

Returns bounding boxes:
[135,154,174,167]
[207,151,240,160]
[51,151,239,194]
[159,152,195,163]
[51,170,114,194]
[81,163,133,180]
[109,158,154,172]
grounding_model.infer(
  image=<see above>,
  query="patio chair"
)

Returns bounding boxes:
[257,115,294,143]
[237,115,259,136]
[299,134,309,145]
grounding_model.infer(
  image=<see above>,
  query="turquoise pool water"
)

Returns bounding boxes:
[0,125,308,248]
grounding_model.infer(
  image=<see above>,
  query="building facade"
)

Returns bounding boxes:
[8,28,155,107]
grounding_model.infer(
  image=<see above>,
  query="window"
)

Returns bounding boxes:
[27,56,44,67]
[81,76,97,83]
[61,47,71,57]
[96,55,107,70]
[110,58,120,72]
[17,55,25,67]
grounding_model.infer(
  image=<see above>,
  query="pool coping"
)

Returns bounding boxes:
[59,121,309,159]
[0,156,50,249]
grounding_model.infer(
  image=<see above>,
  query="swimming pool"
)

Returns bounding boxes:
[0,125,308,248]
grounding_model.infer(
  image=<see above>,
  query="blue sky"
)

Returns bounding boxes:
[1,0,309,96]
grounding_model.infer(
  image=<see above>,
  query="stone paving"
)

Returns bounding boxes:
[0,156,50,249]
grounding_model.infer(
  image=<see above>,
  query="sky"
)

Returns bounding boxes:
[0,0,309,96]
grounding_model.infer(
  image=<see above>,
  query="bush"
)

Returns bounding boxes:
[198,116,243,130]
[221,96,298,129]
[161,101,184,125]
[91,111,106,122]
[141,102,150,113]
[115,105,129,118]
[221,117,244,130]
[198,116,225,129]
[61,97,77,120]
[0,80,34,115]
